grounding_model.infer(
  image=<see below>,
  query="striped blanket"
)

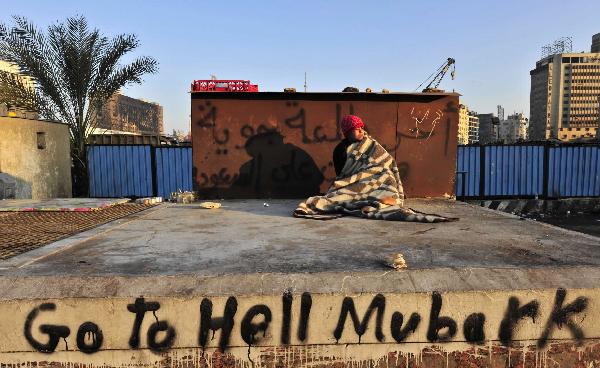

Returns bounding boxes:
[293,134,457,222]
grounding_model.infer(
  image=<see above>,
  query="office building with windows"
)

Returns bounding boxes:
[529,34,600,141]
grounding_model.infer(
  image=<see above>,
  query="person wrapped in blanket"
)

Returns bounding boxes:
[293,115,457,222]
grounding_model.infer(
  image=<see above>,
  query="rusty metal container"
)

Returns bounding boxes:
[191,92,459,198]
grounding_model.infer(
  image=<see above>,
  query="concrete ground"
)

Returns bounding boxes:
[1,198,599,297]
[3,199,600,368]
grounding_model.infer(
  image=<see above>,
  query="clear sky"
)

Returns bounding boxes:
[4,0,600,132]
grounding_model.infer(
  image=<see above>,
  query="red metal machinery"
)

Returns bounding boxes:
[191,80,259,92]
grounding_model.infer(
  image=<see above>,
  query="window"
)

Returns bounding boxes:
[36,132,46,150]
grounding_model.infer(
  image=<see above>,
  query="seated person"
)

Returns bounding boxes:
[332,115,365,177]
[294,115,456,223]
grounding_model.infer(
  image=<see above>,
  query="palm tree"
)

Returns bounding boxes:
[0,16,158,196]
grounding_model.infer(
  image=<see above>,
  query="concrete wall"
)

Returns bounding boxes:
[191,92,459,199]
[0,288,598,367]
[0,117,71,199]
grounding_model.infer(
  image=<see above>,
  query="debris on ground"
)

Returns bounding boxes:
[263,202,269,207]
[198,202,221,209]
[382,253,408,270]
[135,197,163,205]
[170,191,196,204]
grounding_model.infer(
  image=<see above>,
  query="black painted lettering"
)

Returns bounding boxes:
[333,294,386,343]
[498,297,539,346]
[127,297,160,349]
[537,288,588,348]
[390,312,421,342]
[463,313,486,344]
[147,321,176,352]
[281,291,293,344]
[426,292,457,342]
[76,322,103,354]
[297,292,312,342]
[199,297,238,352]
[241,305,272,345]
[24,303,71,353]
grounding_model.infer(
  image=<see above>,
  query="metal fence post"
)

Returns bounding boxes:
[150,146,158,197]
[479,146,485,198]
[542,143,549,199]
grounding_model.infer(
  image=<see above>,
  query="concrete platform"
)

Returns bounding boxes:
[2,199,600,367]
[1,198,599,281]
[0,197,129,211]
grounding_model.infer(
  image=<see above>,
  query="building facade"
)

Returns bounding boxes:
[468,111,479,144]
[477,113,499,144]
[454,104,479,145]
[597,96,600,139]
[0,61,38,119]
[592,33,600,53]
[96,94,164,135]
[529,34,600,141]
[498,113,528,144]
[497,105,505,121]
[458,104,470,144]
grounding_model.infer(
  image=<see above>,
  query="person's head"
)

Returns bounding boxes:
[341,115,366,142]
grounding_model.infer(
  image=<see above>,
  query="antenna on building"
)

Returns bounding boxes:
[304,72,307,92]
[541,37,573,58]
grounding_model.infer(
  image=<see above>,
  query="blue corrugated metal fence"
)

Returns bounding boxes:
[87,145,192,198]
[548,146,600,197]
[89,144,599,199]
[457,144,600,199]
[155,147,193,198]
[484,145,544,197]
[455,146,480,197]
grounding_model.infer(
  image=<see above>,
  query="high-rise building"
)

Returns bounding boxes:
[458,104,470,145]
[498,113,528,144]
[95,94,164,135]
[468,111,479,144]
[529,35,600,141]
[497,105,505,121]
[592,33,600,53]
[477,113,499,144]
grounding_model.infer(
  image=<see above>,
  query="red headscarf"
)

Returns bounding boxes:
[340,115,365,136]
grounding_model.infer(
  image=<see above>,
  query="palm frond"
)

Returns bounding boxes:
[0,15,159,193]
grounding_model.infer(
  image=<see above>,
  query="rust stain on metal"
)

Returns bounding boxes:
[191,92,459,199]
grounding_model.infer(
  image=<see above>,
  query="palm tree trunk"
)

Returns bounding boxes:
[71,127,89,197]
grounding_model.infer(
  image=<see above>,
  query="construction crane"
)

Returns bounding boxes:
[416,57,456,93]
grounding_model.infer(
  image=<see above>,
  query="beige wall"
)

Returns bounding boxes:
[0,288,598,367]
[0,117,71,199]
